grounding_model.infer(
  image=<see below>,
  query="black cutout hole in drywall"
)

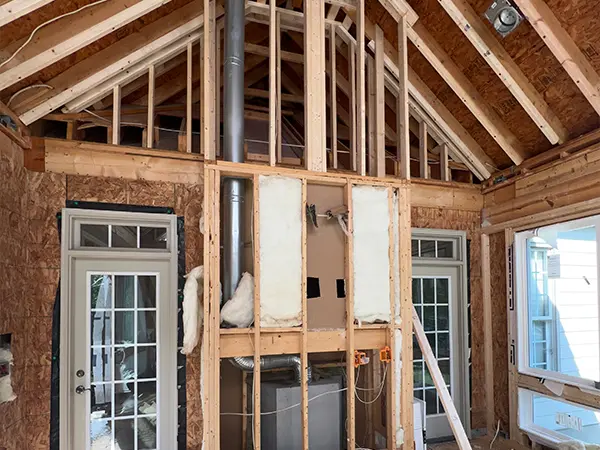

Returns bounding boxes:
[307,277,321,299]
[336,279,346,298]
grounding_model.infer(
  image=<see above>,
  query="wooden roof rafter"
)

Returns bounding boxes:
[341,9,493,178]
[0,0,55,28]
[512,0,600,118]
[0,0,174,92]
[434,0,568,145]
[369,0,527,165]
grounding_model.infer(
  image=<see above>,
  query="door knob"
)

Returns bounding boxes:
[75,385,92,394]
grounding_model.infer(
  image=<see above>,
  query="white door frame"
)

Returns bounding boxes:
[59,208,179,449]
[412,228,471,437]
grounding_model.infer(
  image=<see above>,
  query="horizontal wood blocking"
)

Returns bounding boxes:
[28,139,482,211]
[220,326,390,357]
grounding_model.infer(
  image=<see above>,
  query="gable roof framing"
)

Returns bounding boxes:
[0,0,174,92]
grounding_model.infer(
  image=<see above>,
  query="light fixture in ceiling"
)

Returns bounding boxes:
[484,0,523,38]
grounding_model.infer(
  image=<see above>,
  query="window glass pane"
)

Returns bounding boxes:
[526,391,600,444]
[420,240,436,258]
[112,226,138,248]
[140,227,167,249]
[115,276,135,309]
[422,279,434,304]
[521,220,600,382]
[436,278,449,304]
[412,278,421,304]
[137,276,156,308]
[113,419,135,450]
[425,389,437,415]
[90,419,112,449]
[91,275,112,309]
[436,240,454,258]
[411,239,419,257]
[81,224,109,247]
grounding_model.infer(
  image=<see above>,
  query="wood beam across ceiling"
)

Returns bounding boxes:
[435,0,568,145]
[0,0,55,28]
[0,0,175,92]
[512,0,600,117]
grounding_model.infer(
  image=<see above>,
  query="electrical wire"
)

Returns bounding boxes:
[220,385,349,417]
[0,0,110,70]
[490,419,501,449]
[6,84,53,107]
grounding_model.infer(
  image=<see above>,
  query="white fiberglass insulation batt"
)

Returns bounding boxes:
[259,175,302,327]
[352,185,391,323]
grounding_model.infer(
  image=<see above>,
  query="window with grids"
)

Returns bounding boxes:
[527,242,556,371]
[411,238,455,259]
[412,276,452,416]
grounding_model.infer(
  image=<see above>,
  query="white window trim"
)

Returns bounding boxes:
[515,222,600,392]
[59,208,179,450]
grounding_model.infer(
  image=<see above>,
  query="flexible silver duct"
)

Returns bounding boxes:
[230,355,312,384]
[221,0,246,303]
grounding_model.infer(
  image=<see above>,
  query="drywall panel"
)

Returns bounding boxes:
[307,184,346,329]
[259,175,303,327]
[352,185,391,323]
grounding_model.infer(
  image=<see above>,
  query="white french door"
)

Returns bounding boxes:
[412,266,464,440]
[60,210,178,450]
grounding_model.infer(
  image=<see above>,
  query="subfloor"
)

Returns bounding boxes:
[429,436,531,450]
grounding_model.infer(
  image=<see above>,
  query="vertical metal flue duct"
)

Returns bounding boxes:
[221,0,246,302]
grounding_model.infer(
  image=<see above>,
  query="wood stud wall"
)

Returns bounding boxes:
[200,162,462,450]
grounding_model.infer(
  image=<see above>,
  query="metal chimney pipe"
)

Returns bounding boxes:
[221,0,246,302]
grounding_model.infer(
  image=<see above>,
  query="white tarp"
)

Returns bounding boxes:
[352,185,392,323]
[259,175,303,327]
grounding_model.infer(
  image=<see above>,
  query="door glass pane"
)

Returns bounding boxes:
[140,227,167,249]
[436,241,454,258]
[138,276,156,308]
[115,276,134,309]
[90,419,112,449]
[114,418,135,450]
[523,221,600,381]
[112,226,138,248]
[88,272,160,450]
[82,225,109,248]
[420,240,436,258]
[115,312,134,344]
[91,347,111,383]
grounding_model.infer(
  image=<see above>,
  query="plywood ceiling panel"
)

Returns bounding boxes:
[460,0,598,144]
[406,0,547,160]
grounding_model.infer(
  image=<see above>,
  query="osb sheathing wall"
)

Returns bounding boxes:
[0,133,206,449]
[488,232,509,433]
